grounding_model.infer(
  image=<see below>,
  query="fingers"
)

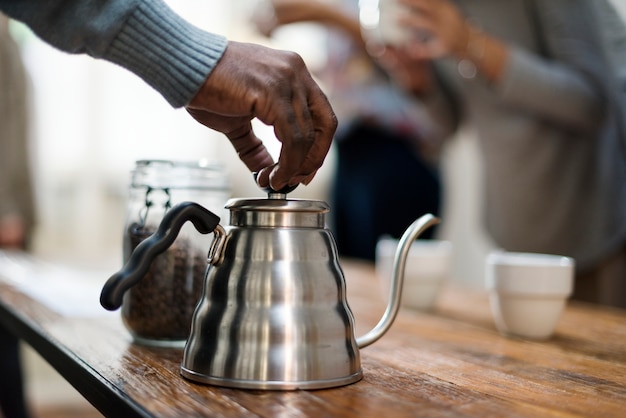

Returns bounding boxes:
[252,51,337,190]
[396,0,468,58]
[227,126,276,173]
[270,79,335,188]
[398,9,436,34]
[398,0,434,17]
[292,92,336,183]
[255,165,275,189]
[187,41,336,191]
[185,107,276,174]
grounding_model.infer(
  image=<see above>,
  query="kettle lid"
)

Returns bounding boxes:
[226,198,329,228]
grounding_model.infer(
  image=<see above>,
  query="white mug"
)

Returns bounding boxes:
[376,238,452,311]
[486,251,574,340]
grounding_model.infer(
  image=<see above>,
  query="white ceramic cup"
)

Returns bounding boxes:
[485,251,575,340]
[359,0,413,47]
[376,238,452,311]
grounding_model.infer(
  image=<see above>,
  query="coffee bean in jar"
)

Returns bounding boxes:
[119,160,230,347]
[121,223,208,346]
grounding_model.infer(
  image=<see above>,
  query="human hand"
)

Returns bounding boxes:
[397,0,470,60]
[186,41,337,190]
[395,0,506,82]
[252,0,330,38]
[374,45,435,95]
[0,214,26,249]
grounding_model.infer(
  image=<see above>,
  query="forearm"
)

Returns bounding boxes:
[496,47,604,133]
[454,2,604,133]
[0,0,228,107]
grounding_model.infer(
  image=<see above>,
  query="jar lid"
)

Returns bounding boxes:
[130,159,230,190]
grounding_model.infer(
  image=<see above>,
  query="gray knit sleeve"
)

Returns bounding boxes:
[0,0,227,107]
[493,0,606,133]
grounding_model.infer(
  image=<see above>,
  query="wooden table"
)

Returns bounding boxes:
[1,252,625,417]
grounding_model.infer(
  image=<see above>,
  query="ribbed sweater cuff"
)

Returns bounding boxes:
[104,0,227,108]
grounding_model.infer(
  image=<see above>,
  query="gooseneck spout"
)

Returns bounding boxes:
[356,214,440,348]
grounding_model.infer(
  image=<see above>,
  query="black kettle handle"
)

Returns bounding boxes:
[100,201,221,311]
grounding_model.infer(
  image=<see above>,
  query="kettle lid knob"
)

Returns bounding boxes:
[252,172,298,199]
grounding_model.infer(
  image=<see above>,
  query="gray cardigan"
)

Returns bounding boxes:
[425,0,626,271]
[0,0,228,108]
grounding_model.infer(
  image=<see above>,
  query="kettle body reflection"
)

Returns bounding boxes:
[101,192,439,390]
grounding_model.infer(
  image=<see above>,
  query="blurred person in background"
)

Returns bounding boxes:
[375,0,626,307]
[0,0,338,192]
[0,13,35,418]
[254,0,445,260]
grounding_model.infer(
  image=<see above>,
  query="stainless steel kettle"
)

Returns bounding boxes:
[101,189,439,390]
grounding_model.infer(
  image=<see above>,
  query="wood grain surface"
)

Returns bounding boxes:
[1,257,625,417]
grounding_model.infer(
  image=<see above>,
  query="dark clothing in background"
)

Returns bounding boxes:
[331,121,441,261]
[0,327,29,418]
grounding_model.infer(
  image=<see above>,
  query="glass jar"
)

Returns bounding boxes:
[121,159,230,347]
